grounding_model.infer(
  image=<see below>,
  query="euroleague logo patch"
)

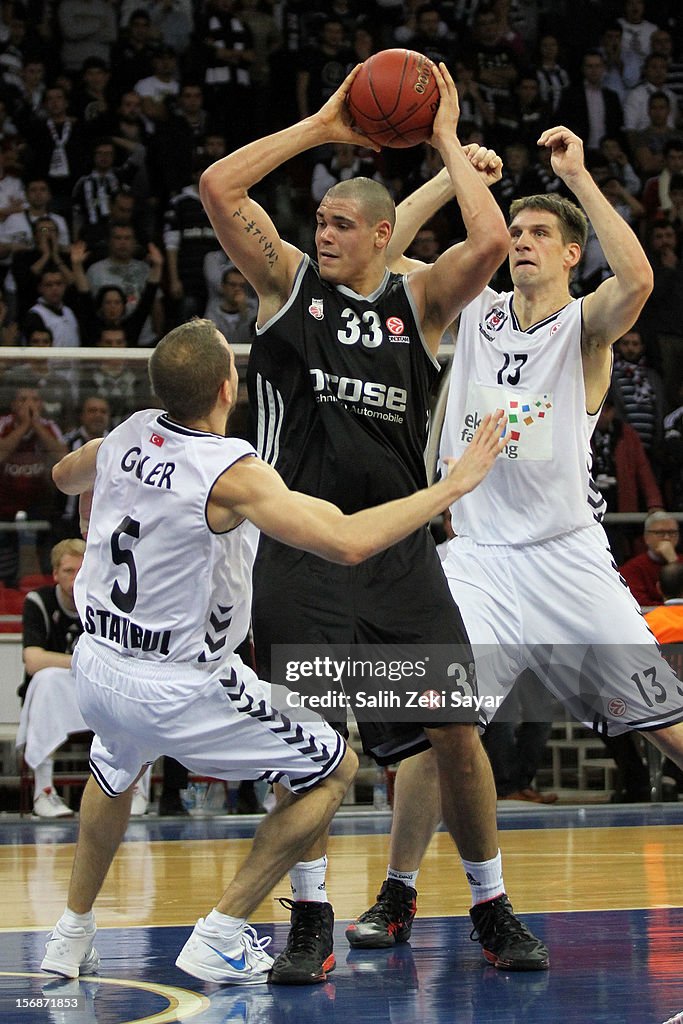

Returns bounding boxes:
[308,298,324,320]
[608,697,627,717]
[386,316,409,343]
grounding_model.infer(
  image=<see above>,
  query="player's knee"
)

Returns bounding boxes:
[426,723,481,762]
[334,744,358,790]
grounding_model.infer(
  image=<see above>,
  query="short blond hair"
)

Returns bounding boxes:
[50,538,86,571]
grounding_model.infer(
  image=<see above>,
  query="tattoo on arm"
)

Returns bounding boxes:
[231,208,279,267]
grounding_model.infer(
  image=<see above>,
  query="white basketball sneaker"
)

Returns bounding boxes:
[176,919,273,985]
[33,789,74,819]
[41,920,100,978]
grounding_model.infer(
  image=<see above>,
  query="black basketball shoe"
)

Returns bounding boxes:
[469,894,549,971]
[345,880,417,948]
[270,900,335,984]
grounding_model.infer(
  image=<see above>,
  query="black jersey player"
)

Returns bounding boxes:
[200,63,549,981]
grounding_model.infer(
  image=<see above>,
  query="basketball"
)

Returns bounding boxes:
[346,49,440,149]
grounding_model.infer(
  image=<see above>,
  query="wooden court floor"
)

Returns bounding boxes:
[1,803,682,1024]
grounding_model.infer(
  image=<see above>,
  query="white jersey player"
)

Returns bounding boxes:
[346,126,683,958]
[40,317,506,989]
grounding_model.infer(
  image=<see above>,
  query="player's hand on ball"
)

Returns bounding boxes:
[443,410,507,494]
[429,63,460,149]
[462,143,503,186]
[315,65,381,151]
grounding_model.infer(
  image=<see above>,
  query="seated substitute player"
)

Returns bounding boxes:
[347,125,683,952]
[40,318,506,986]
[199,61,550,978]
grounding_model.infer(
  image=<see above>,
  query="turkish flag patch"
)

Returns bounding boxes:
[150,433,164,447]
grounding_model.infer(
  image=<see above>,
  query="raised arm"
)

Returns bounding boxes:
[199,65,376,325]
[214,413,506,564]
[387,144,504,275]
[401,65,509,355]
[538,126,654,403]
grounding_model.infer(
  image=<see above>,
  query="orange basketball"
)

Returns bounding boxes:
[346,49,440,149]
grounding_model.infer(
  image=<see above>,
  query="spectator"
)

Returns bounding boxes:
[133,44,180,131]
[15,538,87,817]
[611,326,665,458]
[0,178,70,258]
[57,0,117,73]
[110,9,157,96]
[640,220,683,409]
[70,56,113,125]
[598,134,642,196]
[24,265,79,347]
[495,72,550,151]
[0,140,25,223]
[119,0,193,55]
[617,0,658,81]
[71,238,163,346]
[640,139,683,228]
[23,84,85,217]
[591,392,663,563]
[78,325,149,425]
[620,511,683,607]
[310,143,383,205]
[453,56,495,134]
[70,138,130,243]
[205,266,256,344]
[163,156,219,324]
[534,32,571,114]
[53,394,110,541]
[295,17,351,121]
[8,216,74,323]
[631,92,683,180]
[10,56,46,131]
[86,223,158,346]
[556,50,624,154]
[396,3,457,67]
[187,0,254,145]
[468,5,520,112]
[86,91,150,208]
[3,324,75,428]
[644,561,683,642]
[624,53,680,143]
[0,380,66,587]
[598,20,641,105]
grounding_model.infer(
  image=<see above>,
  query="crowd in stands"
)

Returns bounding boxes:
[0,0,681,582]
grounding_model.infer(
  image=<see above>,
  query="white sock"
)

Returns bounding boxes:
[387,866,419,889]
[461,850,505,905]
[34,759,53,797]
[289,855,328,903]
[60,907,95,934]
[205,908,246,939]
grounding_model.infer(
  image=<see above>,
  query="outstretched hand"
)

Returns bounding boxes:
[462,143,503,187]
[443,410,507,495]
[315,65,381,151]
[429,62,460,150]
[537,126,586,182]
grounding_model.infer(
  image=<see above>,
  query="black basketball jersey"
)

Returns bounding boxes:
[247,256,440,513]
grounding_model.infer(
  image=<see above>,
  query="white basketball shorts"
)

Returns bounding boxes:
[442,525,683,736]
[73,635,347,796]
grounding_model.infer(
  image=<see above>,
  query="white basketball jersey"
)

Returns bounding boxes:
[75,409,259,664]
[439,287,606,545]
